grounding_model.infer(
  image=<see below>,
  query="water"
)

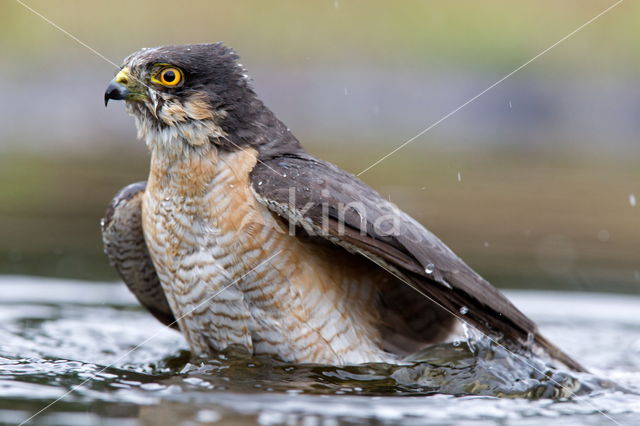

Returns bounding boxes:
[1,276,639,425]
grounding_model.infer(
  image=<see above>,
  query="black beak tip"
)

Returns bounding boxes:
[104,81,129,108]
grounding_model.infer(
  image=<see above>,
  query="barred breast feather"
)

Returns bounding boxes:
[140,144,396,364]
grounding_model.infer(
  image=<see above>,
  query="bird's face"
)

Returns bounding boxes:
[105,43,258,150]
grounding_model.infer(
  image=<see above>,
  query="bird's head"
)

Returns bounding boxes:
[105,43,268,152]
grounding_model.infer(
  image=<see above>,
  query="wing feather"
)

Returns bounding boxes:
[101,181,178,329]
[251,151,585,372]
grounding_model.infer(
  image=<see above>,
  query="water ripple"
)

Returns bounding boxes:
[0,277,638,425]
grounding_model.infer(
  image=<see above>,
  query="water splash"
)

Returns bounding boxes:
[526,332,535,347]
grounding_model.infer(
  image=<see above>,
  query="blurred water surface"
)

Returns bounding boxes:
[0,276,639,425]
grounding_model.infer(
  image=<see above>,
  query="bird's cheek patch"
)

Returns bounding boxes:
[183,94,216,121]
[159,102,188,124]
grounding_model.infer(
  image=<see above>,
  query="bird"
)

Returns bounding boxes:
[102,43,584,371]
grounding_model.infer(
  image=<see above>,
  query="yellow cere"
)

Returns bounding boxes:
[114,67,131,84]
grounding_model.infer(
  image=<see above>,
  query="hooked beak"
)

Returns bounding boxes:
[104,68,132,107]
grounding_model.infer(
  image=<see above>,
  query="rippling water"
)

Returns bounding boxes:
[1,276,638,425]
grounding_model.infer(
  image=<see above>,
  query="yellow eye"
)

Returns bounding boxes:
[152,67,183,87]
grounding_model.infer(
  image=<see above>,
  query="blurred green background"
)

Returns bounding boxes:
[0,0,638,292]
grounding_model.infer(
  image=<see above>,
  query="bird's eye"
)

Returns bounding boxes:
[152,66,183,87]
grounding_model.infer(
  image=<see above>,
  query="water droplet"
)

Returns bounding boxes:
[508,100,513,109]
[459,306,469,315]
[457,172,462,182]
[344,87,348,96]
[597,229,610,242]
[424,263,435,274]
[282,173,287,177]
[629,193,637,207]
[460,322,477,352]
[526,332,535,346]
[258,181,263,186]
[484,241,489,248]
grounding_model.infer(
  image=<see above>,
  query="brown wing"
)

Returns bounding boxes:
[101,181,178,329]
[251,151,586,372]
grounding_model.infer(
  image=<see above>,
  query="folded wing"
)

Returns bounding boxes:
[101,181,178,329]
[250,151,585,372]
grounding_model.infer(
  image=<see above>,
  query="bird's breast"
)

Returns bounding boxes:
[141,145,392,364]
